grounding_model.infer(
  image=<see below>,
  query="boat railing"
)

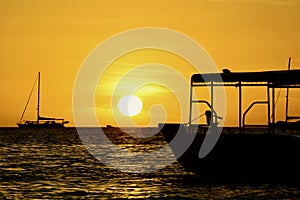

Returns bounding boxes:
[242,101,269,134]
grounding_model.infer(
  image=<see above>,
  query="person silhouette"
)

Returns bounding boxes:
[205,110,212,125]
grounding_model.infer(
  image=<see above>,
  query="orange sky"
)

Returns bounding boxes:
[1,0,300,127]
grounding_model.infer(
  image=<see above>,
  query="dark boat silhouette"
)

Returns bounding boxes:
[159,65,300,182]
[17,72,69,128]
[160,123,300,183]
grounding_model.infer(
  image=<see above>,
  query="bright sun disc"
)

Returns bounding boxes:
[118,95,143,116]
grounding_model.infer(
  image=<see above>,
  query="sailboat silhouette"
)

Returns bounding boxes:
[17,72,69,128]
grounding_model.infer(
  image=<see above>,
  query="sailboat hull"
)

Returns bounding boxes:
[17,122,65,128]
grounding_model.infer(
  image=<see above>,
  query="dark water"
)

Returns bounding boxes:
[0,128,299,199]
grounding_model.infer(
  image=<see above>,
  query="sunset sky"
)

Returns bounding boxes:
[1,0,300,127]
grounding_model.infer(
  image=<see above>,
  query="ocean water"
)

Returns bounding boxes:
[0,127,299,199]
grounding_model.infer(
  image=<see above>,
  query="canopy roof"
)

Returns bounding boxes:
[191,70,300,84]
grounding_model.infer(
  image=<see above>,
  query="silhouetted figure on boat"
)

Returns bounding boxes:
[205,110,212,125]
[205,110,223,126]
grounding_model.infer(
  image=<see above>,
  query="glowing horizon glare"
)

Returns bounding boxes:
[118,95,143,116]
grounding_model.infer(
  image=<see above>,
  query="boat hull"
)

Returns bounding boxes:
[17,123,65,128]
[160,123,300,182]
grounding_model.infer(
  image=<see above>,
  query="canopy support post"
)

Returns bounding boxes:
[238,81,242,134]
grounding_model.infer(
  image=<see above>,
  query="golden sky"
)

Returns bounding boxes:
[1,0,300,127]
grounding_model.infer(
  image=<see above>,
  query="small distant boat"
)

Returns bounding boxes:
[17,72,69,128]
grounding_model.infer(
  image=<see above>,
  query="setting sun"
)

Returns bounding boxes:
[118,95,143,117]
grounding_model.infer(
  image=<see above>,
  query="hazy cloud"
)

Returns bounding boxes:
[209,0,299,6]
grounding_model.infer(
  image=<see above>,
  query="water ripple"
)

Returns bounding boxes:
[0,128,299,199]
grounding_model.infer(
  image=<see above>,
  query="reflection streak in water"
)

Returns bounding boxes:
[0,128,299,199]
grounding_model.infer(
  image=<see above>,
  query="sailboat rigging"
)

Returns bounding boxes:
[17,72,69,128]
[274,57,300,130]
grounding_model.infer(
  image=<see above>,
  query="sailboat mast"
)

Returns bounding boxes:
[285,57,291,123]
[37,72,40,123]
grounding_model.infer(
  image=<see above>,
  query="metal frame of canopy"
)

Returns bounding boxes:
[189,68,300,134]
